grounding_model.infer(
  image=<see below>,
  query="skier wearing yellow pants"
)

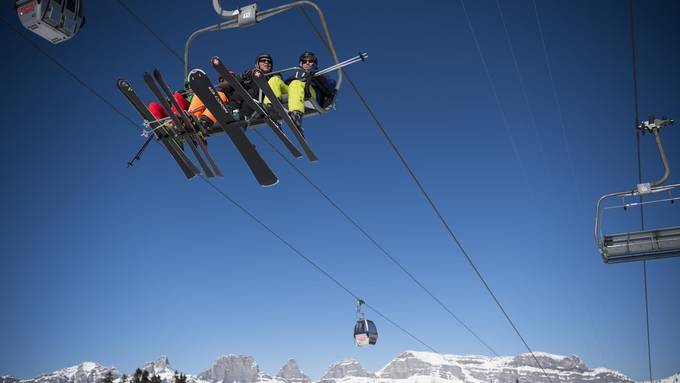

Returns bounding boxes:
[264,52,336,137]
[264,75,315,116]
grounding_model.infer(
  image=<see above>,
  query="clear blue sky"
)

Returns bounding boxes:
[1,0,678,381]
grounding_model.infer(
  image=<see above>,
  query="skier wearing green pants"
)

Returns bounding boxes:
[264,51,337,136]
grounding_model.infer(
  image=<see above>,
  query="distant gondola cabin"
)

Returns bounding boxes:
[354,319,378,347]
[16,0,85,44]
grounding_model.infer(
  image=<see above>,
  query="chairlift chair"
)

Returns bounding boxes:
[15,0,85,44]
[595,117,680,264]
[119,1,368,184]
[354,299,378,347]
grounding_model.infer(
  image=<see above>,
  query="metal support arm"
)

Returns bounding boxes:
[185,1,341,92]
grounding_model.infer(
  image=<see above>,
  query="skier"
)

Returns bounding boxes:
[264,51,336,136]
[228,53,276,118]
[147,75,236,130]
[187,77,231,128]
[147,91,190,122]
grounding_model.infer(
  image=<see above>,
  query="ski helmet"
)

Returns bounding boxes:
[255,53,273,67]
[299,51,317,65]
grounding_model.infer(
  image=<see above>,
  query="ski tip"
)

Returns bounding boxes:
[116,78,129,88]
[260,177,279,187]
[211,56,222,66]
[153,68,161,77]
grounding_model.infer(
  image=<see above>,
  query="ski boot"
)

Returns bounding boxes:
[289,110,305,138]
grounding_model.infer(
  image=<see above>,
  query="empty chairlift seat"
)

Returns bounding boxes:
[595,117,680,264]
[603,227,680,263]
[595,183,680,264]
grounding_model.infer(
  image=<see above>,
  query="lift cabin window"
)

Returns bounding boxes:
[45,0,64,28]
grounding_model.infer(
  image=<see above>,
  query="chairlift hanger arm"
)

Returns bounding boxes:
[185,1,341,92]
[637,116,674,187]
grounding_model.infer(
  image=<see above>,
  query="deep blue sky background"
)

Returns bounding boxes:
[1,0,679,381]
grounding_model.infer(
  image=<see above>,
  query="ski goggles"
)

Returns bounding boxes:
[258,58,272,64]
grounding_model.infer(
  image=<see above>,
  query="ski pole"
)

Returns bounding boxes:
[127,135,154,167]
[314,52,368,77]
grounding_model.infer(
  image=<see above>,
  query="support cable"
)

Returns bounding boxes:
[115,0,184,64]
[494,0,546,162]
[531,0,582,202]
[302,8,553,383]
[113,0,499,357]
[497,0,607,364]
[0,16,141,131]
[457,0,531,192]
[199,176,438,353]
[254,130,499,356]
[0,12,438,355]
[629,1,654,382]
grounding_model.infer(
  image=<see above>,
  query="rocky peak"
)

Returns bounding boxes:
[276,359,310,383]
[198,355,259,383]
[378,351,462,380]
[141,356,176,382]
[0,377,20,383]
[510,353,587,372]
[321,359,373,380]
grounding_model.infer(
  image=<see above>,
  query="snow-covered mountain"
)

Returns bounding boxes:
[7,362,120,383]
[364,351,631,383]
[321,360,374,381]
[277,359,310,383]
[638,372,680,383]
[3,351,676,383]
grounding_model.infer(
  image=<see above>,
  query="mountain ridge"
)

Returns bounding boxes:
[2,351,675,383]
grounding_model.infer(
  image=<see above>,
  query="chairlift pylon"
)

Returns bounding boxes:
[595,116,680,264]
[15,0,85,44]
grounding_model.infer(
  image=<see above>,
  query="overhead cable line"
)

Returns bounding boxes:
[199,177,438,353]
[4,12,434,352]
[495,0,607,364]
[628,1,654,381]
[0,16,141,131]
[255,132,499,356]
[531,0,581,202]
[115,0,184,64]
[113,0,499,357]
[301,7,553,383]
[457,0,532,195]
[0,7,439,355]
[494,0,546,162]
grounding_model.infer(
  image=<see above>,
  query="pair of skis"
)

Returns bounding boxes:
[187,57,319,185]
[117,78,200,179]
[210,56,318,162]
[118,71,223,180]
[145,70,223,179]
